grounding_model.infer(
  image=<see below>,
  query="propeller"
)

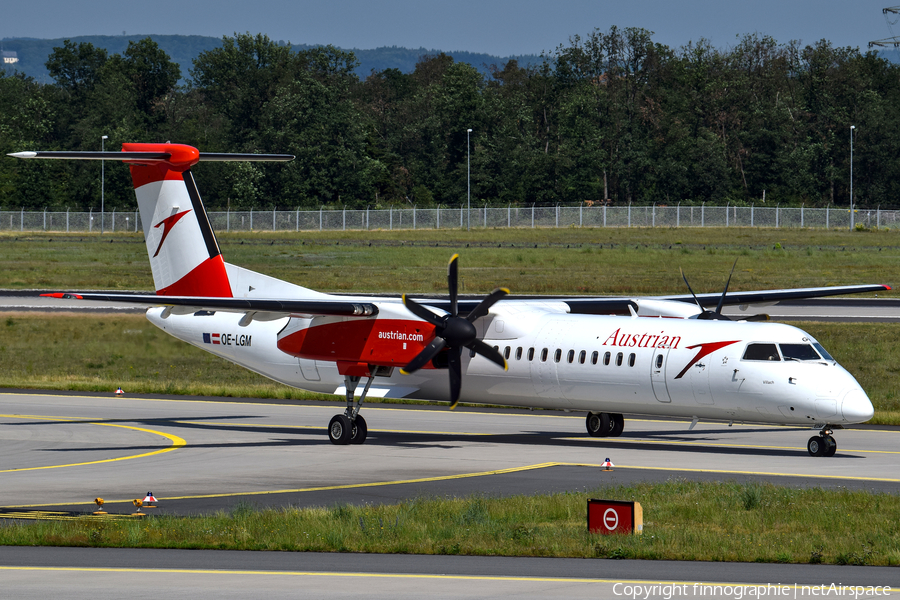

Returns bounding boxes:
[400,254,509,409]
[681,260,769,322]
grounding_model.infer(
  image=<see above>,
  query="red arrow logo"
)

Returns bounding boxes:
[152,209,192,257]
[674,340,740,379]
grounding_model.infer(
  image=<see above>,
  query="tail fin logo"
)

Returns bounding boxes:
[152,209,193,258]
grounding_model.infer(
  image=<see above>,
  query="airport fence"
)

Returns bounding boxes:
[0,204,896,233]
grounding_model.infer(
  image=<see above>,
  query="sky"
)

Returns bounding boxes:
[2,0,898,57]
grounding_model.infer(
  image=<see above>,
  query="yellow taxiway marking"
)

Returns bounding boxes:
[557,461,900,483]
[0,414,186,473]
[6,455,900,510]
[0,566,894,591]
[565,435,900,455]
[3,391,898,432]
[1,463,560,508]
[174,420,493,437]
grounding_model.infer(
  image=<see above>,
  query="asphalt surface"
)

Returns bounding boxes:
[1,390,898,598]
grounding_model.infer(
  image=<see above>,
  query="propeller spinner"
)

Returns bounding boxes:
[401,254,509,409]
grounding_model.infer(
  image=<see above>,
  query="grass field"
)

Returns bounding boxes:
[0,228,897,295]
[1,227,899,561]
[1,481,898,566]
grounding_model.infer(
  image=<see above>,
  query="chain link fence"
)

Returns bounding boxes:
[1,205,896,233]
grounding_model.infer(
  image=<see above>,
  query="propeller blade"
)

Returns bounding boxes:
[467,339,508,371]
[402,295,445,328]
[466,287,510,322]
[714,259,738,316]
[400,337,447,374]
[447,347,463,409]
[680,268,703,310]
[448,254,459,317]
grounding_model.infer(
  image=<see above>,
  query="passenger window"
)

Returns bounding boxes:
[604,351,611,366]
[655,354,663,369]
[629,353,636,367]
[616,352,623,366]
[554,349,562,363]
[541,348,548,362]
[591,351,598,365]
[579,350,586,364]
[504,346,511,360]
[516,347,523,360]
[780,344,821,361]
[528,347,535,361]
[567,350,575,363]
[742,343,781,361]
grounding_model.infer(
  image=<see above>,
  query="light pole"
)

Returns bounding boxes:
[849,125,855,231]
[101,135,108,234]
[466,128,472,231]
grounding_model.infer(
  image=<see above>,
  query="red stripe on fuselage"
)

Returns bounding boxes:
[155,255,232,297]
[278,318,435,366]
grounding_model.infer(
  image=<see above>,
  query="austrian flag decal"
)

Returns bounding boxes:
[202,333,252,347]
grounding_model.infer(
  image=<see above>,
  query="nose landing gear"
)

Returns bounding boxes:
[807,427,837,457]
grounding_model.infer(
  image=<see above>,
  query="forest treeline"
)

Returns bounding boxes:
[1,29,899,211]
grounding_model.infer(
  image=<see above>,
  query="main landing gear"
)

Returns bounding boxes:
[586,412,625,438]
[807,427,837,457]
[329,375,374,445]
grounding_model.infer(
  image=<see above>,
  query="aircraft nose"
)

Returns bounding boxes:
[842,389,874,423]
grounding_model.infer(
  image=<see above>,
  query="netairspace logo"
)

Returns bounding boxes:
[612,582,893,600]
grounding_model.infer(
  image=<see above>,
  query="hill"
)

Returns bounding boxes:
[0,34,542,83]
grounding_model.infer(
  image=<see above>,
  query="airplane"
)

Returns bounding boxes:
[7,143,888,457]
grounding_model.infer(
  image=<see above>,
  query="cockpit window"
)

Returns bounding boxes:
[813,343,834,362]
[742,343,781,361]
[780,343,822,361]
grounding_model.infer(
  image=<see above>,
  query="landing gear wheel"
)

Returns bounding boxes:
[586,412,610,437]
[608,413,625,437]
[823,435,837,457]
[807,435,826,457]
[329,414,352,445]
[350,415,368,445]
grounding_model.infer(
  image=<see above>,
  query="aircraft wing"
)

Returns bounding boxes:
[657,284,890,307]
[41,291,637,317]
[40,293,378,317]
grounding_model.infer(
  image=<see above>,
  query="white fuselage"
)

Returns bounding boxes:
[146,301,874,428]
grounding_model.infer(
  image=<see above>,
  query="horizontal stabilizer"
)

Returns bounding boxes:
[8,151,294,162]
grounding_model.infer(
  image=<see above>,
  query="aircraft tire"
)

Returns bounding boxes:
[807,436,826,457]
[823,435,837,457]
[329,414,352,445]
[586,412,610,437]
[350,415,368,445]
[608,413,625,437]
